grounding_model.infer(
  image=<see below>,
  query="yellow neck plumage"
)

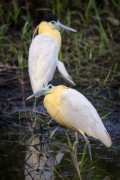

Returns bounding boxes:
[43,85,68,117]
[37,22,61,52]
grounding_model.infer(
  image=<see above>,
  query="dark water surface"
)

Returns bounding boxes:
[0,68,120,180]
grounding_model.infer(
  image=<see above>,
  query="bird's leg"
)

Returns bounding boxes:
[75,131,79,144]
[33,97,41,114]
[73,132,77,160]
[71,132,82,180]
[32,98,38,130]
[33,97,37,112]
[32,98,43,149]
[80,130,93,161]
[74,132,78,163]
[84,134,92,161]
[74,132,78,161]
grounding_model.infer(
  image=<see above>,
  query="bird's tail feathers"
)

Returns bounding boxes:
[95,127,112,147]
[57,60,75,86]
[102,130,112,147]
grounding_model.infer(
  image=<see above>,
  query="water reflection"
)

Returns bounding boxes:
[25,134,64,180]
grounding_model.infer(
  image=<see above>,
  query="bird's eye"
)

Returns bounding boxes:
[51,21,56,24]
[48,85,53,89]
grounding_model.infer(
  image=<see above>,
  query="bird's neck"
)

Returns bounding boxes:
[38,22,61,52]
[43,86,68,117]
[44,90,61,110]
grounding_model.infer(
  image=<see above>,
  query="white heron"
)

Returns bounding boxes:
[28,14,76,109]
[27,84,112,160]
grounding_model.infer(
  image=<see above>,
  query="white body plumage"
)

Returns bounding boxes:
[44,87,112,147]
[60,89,111,147]
[28,34,75,93]
[28,34,58,93]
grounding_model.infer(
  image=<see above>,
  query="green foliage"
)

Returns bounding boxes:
[10,0,21,25]
[0,0,120,85]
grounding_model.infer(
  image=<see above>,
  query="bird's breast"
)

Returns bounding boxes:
[44,94,60,118]
[42,31,61,52]
[44,94,67,127]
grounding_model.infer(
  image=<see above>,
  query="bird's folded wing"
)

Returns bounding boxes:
[28,35,58,92]
[60,88,111,147]
[57,61,75,86]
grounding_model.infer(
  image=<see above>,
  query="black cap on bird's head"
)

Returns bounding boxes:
[48,80,62,86]
[42,13,76,32]
[43,14,58,22]
[33,14,58,37]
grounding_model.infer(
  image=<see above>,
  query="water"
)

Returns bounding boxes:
[0,68,120,180]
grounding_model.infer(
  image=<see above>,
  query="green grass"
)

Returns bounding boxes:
[0,0,120,86]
